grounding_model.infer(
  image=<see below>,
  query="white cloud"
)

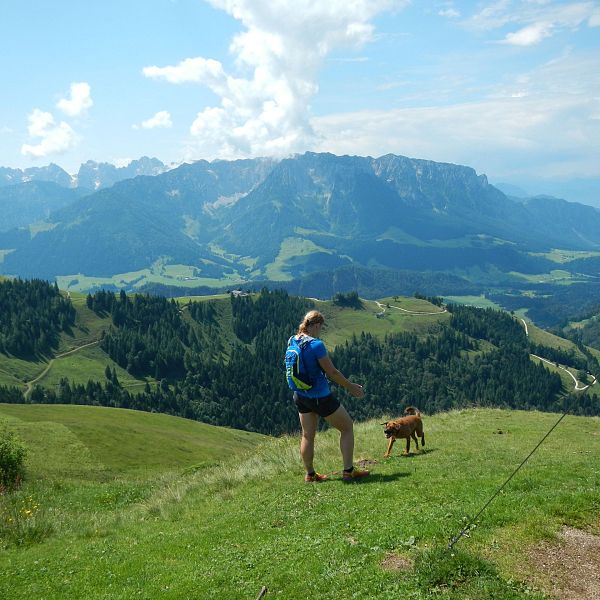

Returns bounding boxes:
[438,1,460,19]
[439,8,460,19]
[467,1,600,44]
[312,51,600,179]
[502,21,554,45]
[56,82,93,117]
[144,0,408,159]
[143,57,226,88]
[21,109,79,158]
[136,110,173,129]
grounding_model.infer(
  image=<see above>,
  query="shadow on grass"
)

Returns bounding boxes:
[346,471,411,484]
[384,447,437,460]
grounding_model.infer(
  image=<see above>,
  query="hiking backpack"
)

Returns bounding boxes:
[284,335,314,392]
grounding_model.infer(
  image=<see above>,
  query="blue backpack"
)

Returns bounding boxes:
[284,335,314,392]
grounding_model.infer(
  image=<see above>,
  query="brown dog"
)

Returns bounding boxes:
[382,406,425,457]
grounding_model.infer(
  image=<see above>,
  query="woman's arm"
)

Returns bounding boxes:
[318,355,365,398]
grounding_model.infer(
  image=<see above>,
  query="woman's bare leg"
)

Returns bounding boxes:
[299,411,318,474]
[325,405,354,470]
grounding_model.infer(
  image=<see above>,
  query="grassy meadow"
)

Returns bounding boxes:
[55,263,245,293]
[1,405,598,599]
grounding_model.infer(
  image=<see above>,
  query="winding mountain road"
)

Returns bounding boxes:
[520,318,596,392]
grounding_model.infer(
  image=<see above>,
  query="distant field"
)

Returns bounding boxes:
[531,248,600,263]
[526,320,581,352]
[55,262,244,293]
[443,295,503,309]
[303,296,448,349]
[264,237,334,281]
[507,269,579,284]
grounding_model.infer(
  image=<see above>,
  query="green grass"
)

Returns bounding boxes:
[33,345,147,390]
[444,295,504,310]
[526,320,580,352]
[0,404,264,476]
[305,297,448,349]
[0,356,47,388]
[264,237,335,281]
[1,407,597,598]
[55,263,245,293]
[507,269,578,284]
[531,248,600,264]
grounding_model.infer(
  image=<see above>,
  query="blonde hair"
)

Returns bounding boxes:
[297,310,325,334]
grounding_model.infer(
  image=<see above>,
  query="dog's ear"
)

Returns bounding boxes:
[380,422,388,426]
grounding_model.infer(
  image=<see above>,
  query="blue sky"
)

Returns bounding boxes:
[1,0,599,198]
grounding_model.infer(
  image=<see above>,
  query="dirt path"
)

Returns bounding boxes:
[375,301,447,316]
[525,526,600,599]
[24,340,100,399]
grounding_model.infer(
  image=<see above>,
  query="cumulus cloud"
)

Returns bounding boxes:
[21,109,79,158]
[143,57,226,87]
[144,0,407,159]
[135,110,173,129]
[56,82,93,117]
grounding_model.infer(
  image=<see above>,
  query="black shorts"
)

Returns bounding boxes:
[294,392,340,418]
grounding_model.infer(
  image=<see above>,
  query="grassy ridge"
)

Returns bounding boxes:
[1,406,598,598]
[0,403,264,476]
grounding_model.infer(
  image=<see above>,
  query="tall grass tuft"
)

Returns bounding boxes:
[137,435,300,519]
[0,491,53,547]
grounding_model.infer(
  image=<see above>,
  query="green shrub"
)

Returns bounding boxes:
[0,424,27,493]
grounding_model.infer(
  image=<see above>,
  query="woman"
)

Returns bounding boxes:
[291,309,369,483]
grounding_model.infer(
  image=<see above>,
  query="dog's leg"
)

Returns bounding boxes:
[416,423,425,448]
[404,436,410,455]
[384,437,395,458]
[411,431,419,451]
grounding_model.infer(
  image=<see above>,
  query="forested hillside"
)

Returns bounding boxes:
[0,278,75,357]
[1,282,597,435]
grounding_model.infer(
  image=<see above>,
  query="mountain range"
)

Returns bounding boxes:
[1,152,599,292]
[0,156,169,192]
